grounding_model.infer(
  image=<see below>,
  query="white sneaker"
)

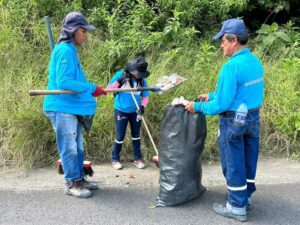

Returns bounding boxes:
[134,160,146,169]
[112,161,122,170]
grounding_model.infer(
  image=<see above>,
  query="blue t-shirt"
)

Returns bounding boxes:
[195,48,264,115]
[43,42,97,115]
[108,70,150,113]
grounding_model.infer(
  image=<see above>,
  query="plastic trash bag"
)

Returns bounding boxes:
[156,105,207,207]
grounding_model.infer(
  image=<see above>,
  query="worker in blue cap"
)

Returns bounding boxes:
[185,18,264,222]
[44,12,107,198]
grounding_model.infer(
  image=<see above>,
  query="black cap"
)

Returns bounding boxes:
[125,57,150,79]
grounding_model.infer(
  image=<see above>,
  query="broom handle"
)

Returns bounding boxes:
[129,88,159,156]
[45,16,55,51]
[141,117,159,156]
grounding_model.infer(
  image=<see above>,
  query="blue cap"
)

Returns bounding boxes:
[213,18,248,40]
[58,12,96,43]
[63,12,96,31]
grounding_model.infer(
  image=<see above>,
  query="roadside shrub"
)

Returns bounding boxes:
[0,0,299,169]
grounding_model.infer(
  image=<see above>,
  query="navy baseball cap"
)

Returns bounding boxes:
[63,12,96,31]
[213,18,248,40]
[58,12,96,43]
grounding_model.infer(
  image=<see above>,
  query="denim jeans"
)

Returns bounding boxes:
[218,110,260,208]
[44,111,84,183]
[112,109,142,161]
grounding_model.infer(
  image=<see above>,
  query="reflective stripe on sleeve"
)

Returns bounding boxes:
[227,184,247,191]
[244,78,264,87]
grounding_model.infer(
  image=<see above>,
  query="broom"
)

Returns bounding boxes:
[128,83,160,168]
[56,159,94,176]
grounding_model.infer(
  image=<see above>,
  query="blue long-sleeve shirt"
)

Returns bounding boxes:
[194,48,264,115]
[43,42,97,115]
[108,70,150,113]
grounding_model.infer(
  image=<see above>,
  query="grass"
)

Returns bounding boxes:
[0,8,299,169]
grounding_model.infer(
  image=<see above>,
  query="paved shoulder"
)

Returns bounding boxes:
[0,158,300,225]
[0,158,299,191]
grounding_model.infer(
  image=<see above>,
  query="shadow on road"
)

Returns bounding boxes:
[1,183,300,225]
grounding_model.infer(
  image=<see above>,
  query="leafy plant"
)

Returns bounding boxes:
[255,22,300,59]
[1,0,300,169]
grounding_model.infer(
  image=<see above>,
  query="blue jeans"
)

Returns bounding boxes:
[218,110,260,208]
[112,109,142,161]
[44,111,84,183]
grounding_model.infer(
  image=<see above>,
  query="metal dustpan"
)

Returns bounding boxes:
[153,73,187,95]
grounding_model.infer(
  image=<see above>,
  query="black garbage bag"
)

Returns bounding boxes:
[156,104,207,207]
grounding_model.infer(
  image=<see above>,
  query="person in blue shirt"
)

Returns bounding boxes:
[107,57,150,170]
[43,12,107,198]
[186,19,264,222]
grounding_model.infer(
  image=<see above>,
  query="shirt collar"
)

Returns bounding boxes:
[231,48,250,59]
[66,42,78,54]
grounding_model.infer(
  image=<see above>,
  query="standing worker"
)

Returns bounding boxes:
[107,57,150,170]
[185,18,264,222]
[43,12,107,198]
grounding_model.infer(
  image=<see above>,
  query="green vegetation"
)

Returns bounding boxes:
[0,0,299,169]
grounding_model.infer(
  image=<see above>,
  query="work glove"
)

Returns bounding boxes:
[136,105,145,122]
[92,86,107,97]
[117,72,130,85]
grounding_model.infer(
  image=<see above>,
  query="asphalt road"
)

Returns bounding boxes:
[1,158,300,225]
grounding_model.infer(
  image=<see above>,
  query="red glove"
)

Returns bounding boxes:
[92,86,107,97]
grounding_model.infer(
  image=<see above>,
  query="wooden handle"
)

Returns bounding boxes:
[29,87,161,96]
[141,117,159,155]
[29,90,78,96]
